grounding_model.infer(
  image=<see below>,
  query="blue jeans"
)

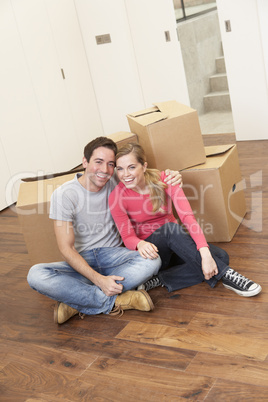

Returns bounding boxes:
[145,222,229,292]
[27,247,161,315]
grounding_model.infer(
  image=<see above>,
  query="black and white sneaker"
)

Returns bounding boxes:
[137,276,163,291]
[222,268,262,297]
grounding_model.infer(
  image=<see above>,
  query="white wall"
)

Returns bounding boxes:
[74,0,145,134]
[125,0,190,107]
[257,0,268,93]
[74,0,189,135]
[0,0,189,210]
[216,0,268,140]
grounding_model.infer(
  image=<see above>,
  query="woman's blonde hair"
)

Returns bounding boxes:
[115,143,167,213]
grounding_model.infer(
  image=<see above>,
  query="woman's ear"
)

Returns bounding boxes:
[143,162,148,172]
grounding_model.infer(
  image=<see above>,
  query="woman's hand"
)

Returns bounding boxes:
[164,169,183,187]
[137,240,159,259]
[199,247,218,280]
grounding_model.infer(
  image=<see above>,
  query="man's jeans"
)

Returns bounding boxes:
[145,222,230,292]
[27,247,161,315]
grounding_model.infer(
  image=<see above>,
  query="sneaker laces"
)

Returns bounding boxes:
[224,269,252,289]
[145,276,161,291]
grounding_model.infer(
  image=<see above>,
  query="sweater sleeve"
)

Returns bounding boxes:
[109,185,142,250]
[162,172,208,250]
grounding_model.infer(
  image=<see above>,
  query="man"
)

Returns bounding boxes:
[27,137,181,324]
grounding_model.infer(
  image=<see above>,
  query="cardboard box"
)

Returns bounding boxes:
[180,144,247,242]
[107,131,138,148]
[17,172,77,265]
[127,100,206,171]
[17,132,138,265]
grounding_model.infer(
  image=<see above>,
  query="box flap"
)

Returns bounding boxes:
[108,131,135,142]
[205,144,235,157]
[153,100,194,117]
[183,144,237,171]
[128,106,159,118]
[17,173,76,207]
[107,132,137,145]
[128,110,167,126]
[21,166,83,183]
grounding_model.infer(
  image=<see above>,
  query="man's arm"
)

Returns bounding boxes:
[54,220,124,296]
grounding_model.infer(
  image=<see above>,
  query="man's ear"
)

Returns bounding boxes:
[82,156,88,169]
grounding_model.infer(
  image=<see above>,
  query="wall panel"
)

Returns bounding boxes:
[125,0,190,107]
[74,0,145,134]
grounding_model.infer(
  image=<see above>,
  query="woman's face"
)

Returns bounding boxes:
[116,152,147,192]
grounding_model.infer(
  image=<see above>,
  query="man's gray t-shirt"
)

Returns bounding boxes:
[49,173,122,253]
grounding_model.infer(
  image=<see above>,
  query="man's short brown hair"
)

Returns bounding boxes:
[84,137,118,162]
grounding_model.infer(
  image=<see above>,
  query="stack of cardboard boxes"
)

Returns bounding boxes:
[17,100,246,265]
[126,100,246,243]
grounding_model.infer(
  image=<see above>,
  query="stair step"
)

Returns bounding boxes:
[210,73,229,92]
[204,91,231,112]
[216,56,226,73]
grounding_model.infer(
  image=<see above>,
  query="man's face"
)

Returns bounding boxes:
[82,146,115,192]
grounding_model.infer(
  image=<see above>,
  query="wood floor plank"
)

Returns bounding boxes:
[186,353,268,388]
[152,290,268,320]
[206,380,268,401]
[80,356,215,400]
[25,397,63,402]
[0,361,94,401]
[187,312,268,340]
[0,232,27,253]
[60,314,197,371]
[102,305,197,328]
[116,321,268,360]
[0,339,98,377]
[0,305,128,350]
[63,334,196,371]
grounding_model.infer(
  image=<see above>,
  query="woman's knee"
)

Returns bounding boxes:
[209,244,229,265]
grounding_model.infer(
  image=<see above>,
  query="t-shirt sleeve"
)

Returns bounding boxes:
[162,172,208,250]
[109,185,141,250]
[49,186,74,222]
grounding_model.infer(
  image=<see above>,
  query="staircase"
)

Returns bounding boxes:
[203,55,231,112]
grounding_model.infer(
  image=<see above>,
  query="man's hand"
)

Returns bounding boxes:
[54,221,124,297]
[137,240,159,259]
[97,275,124,297]
[164,169,183,187]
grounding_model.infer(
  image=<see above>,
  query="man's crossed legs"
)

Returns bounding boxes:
[27,247,161,324]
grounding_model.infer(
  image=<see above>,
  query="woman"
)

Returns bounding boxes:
[109,143,261,297]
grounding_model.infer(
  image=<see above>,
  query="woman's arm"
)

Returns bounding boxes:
[163,172,219,279]
[163,171,208,250]
[199,246,218,280]
[109,186,159,259]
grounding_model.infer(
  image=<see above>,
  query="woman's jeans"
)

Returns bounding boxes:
[145,222,230,292]
[27,247,161,315]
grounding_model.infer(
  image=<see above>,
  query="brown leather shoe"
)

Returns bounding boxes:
[113,289,154,313]
[54,302,79,324]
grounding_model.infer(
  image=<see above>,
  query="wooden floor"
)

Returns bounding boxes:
[1,140,268,401]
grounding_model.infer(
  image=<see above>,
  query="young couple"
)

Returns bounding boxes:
[27,137,261,325]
